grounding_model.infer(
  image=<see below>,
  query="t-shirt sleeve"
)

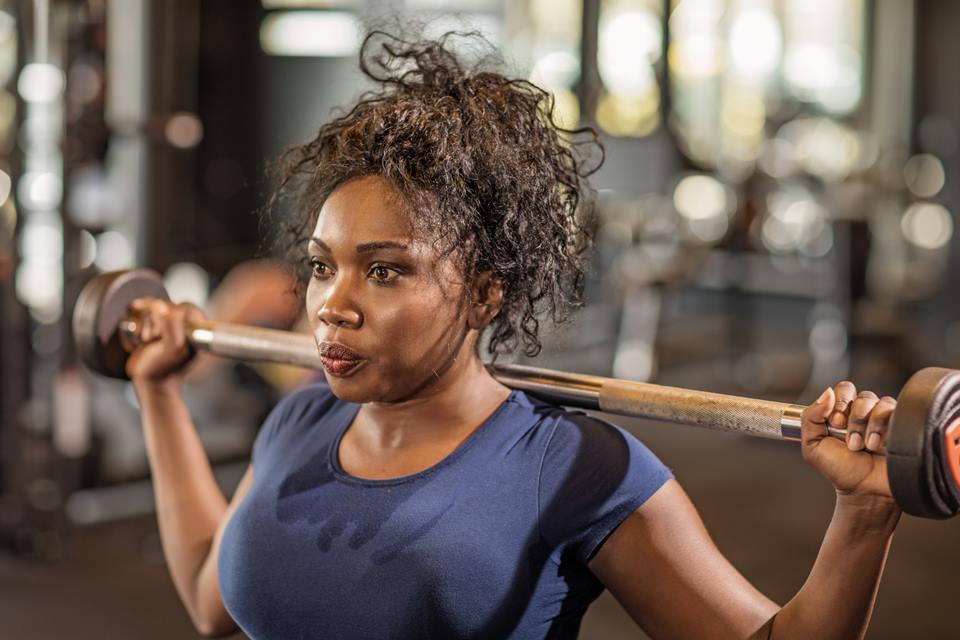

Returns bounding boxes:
[251,382,334,466]
[537,412,673,565]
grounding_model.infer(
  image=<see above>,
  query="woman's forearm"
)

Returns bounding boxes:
[766,495,900,640]
[135,380,228,629]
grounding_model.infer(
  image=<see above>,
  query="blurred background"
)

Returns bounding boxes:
[0,0,959,637]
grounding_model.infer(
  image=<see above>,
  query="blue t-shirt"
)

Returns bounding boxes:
[219,383,672,639]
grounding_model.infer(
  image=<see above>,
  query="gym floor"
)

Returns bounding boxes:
[3,402,958,639]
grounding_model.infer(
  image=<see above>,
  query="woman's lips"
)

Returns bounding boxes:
[317,342,366,378]
[319,355,364,377]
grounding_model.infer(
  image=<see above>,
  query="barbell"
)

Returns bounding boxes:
[72,268,960,520]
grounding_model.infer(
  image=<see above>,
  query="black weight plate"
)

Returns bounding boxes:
[888,367,960,519]
[72,268,169,379]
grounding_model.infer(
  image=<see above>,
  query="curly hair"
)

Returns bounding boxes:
[262,30,603,358]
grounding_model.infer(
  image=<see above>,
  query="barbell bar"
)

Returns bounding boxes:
[72,268,960,520]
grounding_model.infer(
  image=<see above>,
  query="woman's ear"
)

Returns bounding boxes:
[467,272,504,330]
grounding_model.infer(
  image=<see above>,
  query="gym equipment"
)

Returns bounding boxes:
[72,268,960,519]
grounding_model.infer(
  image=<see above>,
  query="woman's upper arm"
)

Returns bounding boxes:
[193,463,255,637]
[588,479,779,639]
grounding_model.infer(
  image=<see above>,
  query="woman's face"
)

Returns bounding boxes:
[306,175,475,403]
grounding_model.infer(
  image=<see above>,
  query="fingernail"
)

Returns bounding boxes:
[816,388,831,404]
[866,433,881,451]
[847,432,863,451]
[831,412,847,428]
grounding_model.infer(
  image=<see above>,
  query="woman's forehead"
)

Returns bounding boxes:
[312,176,413,244]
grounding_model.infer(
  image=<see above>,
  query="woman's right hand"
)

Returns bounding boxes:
[125,297,208,387]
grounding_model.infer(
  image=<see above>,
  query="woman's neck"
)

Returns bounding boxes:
[353,354,510,451]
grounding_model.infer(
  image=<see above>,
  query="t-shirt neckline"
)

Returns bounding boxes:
[328,390,520,487]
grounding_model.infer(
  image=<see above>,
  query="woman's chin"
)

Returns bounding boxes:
[322,369,397,404]
[324,376,371,403]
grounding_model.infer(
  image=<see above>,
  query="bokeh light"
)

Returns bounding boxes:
[164,112,204,149]
[164,262,211,310]
[93,230,135,271]
[901,202,953,250]
[673,174,728,221]
[259,10,361,57]
[728,6,782,79]
[17,171,64,211]
[903,153,946,199]
[17,63,64,103]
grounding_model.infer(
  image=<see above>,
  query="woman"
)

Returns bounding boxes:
[127,32,900,639]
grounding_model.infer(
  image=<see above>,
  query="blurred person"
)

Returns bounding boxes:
[185,258,319,392]
[204,259,302,333]
[125,32,900,640]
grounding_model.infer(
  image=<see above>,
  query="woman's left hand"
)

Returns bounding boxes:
[800,382,898,500]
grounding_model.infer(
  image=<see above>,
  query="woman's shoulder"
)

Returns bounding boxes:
[253,382,350,460]
[514,391,644,453]
[543,406,659,467]
[526,398,674,563]
[509,391,668,479]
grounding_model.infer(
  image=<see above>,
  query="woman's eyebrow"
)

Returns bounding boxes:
[309,237,408,253]
[355,240,408,253]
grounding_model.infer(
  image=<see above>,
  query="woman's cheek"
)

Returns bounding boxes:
[376,302,430,346]
[304,280,323,325]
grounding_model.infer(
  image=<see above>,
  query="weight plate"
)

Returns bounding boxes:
[888,367,960,519]
[72,269,169,379]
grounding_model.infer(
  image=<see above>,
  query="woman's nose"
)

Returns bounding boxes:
[316,282,362,329]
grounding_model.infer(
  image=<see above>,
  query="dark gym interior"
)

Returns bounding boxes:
[2,1,960,638]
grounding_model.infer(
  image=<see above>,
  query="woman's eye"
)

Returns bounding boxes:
[309,259,331,279]
[369,265,398,283]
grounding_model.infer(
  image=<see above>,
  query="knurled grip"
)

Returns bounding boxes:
[489,364,844,442]
[599,379,809,440]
